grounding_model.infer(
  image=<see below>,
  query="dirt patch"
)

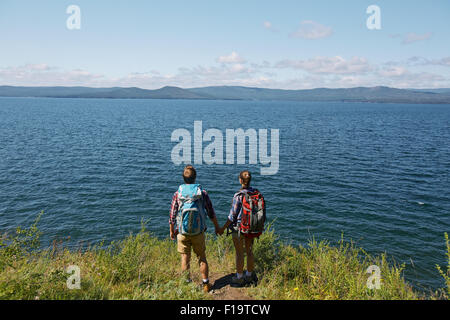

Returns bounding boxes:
[208,272,253,300]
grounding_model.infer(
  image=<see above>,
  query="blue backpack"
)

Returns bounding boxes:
[176,184,207,236]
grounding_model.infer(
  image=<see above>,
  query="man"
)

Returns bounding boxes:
[169,165,220,293]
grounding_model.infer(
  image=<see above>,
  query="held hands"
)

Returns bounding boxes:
[212,216,225,236]
[215,226,224,236]
[215,219,232,236]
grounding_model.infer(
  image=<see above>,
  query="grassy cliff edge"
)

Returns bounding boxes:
[0,214,448,300]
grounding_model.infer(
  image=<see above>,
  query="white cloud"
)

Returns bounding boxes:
[378,66,409,77]
[390,32,432,44]
[432,57,450,67]
[374,65,447,88]
[263,21,279,33]
[263,21,272,29]
[384,56,450,68]
[402,32,432,44]
[290,20,333,39]
[216,51,246,64]
[406,56,432,66]
[0,64,104,86]
[1,54,449,90]
[26,63,55,71]
[275,56,371,75]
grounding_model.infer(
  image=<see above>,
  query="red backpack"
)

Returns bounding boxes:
[239,189,266,235]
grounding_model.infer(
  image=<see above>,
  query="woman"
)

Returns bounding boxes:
[219,170,264,287]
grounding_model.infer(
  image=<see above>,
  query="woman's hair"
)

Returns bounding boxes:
[183,165,197,184]
[239,170,251,188]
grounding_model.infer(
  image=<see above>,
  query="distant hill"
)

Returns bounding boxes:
[0,86,117,97]
[1,85,450,104]
[407,88,450,94]
[0,86,208,100]
[188,86,450,104]
[62,86,211,99]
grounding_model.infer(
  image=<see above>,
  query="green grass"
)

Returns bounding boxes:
[0,213,448,300]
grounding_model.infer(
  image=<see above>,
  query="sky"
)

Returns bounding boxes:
[0,0,449,89]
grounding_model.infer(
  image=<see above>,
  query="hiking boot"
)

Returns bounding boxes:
[244,272,258,286]
[203,281,212,293]
[230,275,246,287]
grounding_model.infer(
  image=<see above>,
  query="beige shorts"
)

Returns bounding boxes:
[177,232,206,258]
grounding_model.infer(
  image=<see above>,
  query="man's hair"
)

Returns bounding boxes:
[239,170,251,188]
[183,165,197,184]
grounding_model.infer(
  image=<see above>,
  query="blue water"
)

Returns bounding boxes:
[0,97,449,291]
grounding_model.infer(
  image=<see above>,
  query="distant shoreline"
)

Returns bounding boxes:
[2,96,450,106]
[1,85,450,104]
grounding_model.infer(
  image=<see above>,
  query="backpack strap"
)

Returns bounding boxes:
[178,184,202,203]
[226,191,244,236]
